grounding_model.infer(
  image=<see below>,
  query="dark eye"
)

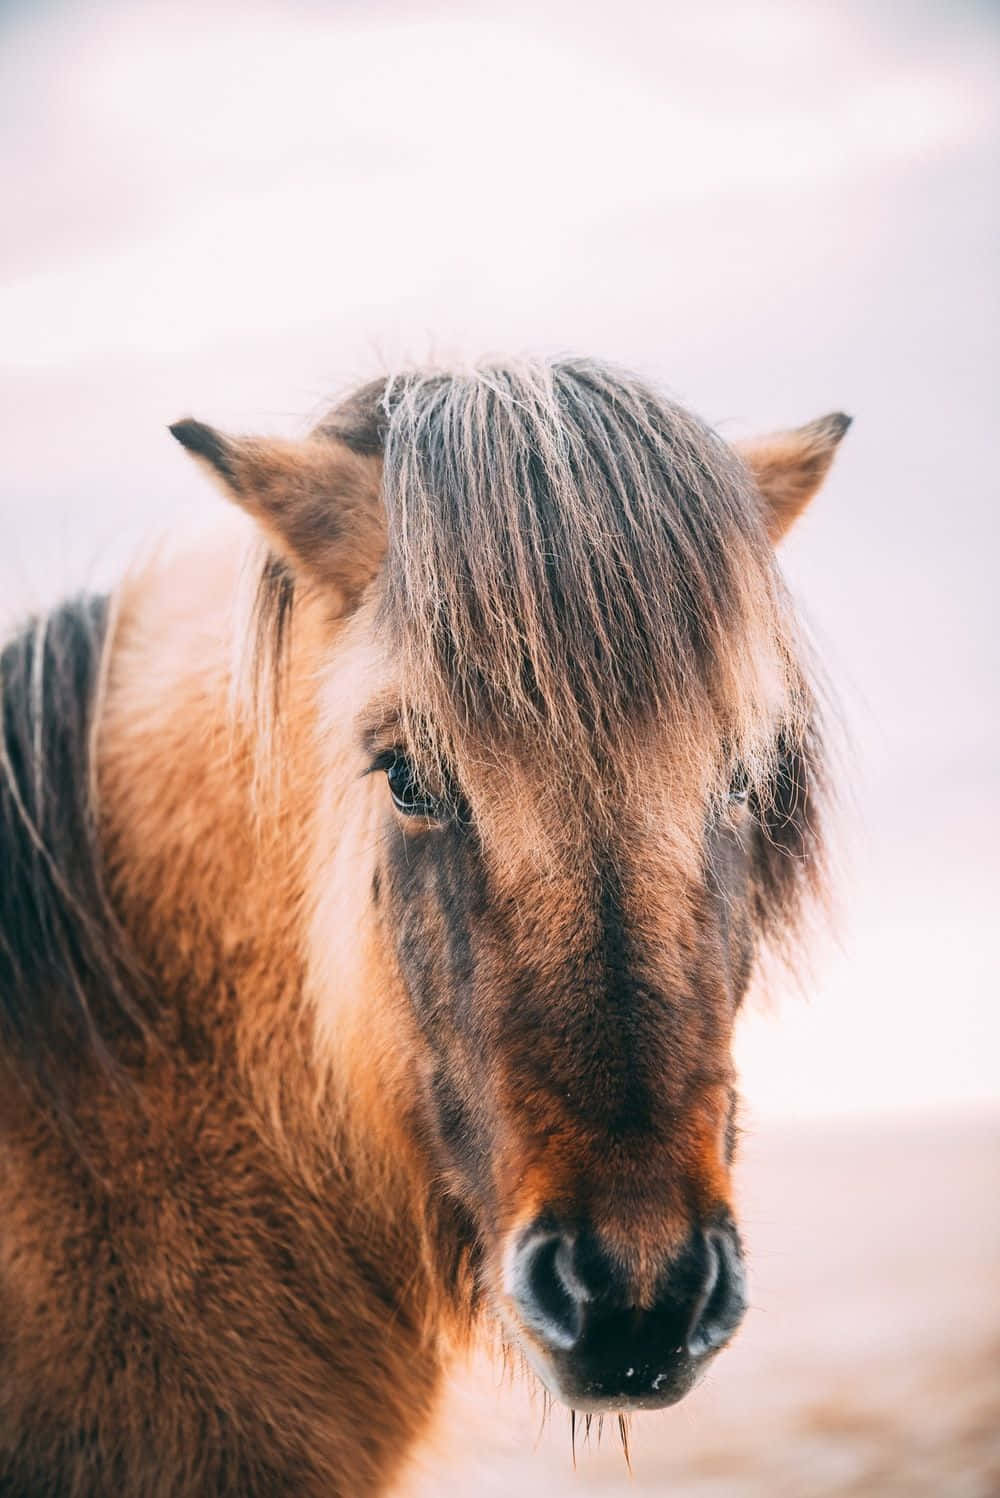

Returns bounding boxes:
[384,753,444,820]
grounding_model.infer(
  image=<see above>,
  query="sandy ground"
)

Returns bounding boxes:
[399,1112,1000,1498]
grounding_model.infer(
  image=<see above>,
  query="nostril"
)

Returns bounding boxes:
[685,1227,747,1358]
[509,1230,588,1351]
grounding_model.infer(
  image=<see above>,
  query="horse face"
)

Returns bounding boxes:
[171,368,845,1412]
[369,737,754,1411]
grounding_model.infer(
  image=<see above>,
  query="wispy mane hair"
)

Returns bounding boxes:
[262,357,827,933]
[374,362,811,787]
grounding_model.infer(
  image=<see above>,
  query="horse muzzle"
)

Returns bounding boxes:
[503,1215,747,1410]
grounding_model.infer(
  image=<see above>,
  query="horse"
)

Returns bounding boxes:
[0,358,849,1497]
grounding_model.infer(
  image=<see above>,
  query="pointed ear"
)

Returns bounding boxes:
[735,412,851,543]
[169,418,384,610]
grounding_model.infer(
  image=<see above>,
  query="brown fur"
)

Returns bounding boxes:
[736,413,851,542]
[0,359,848,1495]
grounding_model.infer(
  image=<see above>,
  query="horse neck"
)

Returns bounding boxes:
[99,536,406,1173]
[98,532,471,1341]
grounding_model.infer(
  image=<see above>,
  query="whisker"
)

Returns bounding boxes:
[618,1412,632,1473]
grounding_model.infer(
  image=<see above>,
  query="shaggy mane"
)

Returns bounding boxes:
[319,360,807,776]
[321,359,825,936]
[0,596,151,1099]
[245,359,827,939]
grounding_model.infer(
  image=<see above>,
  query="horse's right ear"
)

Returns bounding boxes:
[169,418,385,611]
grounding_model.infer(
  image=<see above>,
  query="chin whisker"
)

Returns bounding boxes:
[618,1412,633,1472]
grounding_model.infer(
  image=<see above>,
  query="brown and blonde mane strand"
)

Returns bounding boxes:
[375,361,809,796]
[248,548,297,722]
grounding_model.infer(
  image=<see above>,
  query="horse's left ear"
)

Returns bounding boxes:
[169,418,385,610]
[735,412,851,543]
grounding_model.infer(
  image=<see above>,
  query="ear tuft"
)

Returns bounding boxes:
[169,418,242,491]
[802,411,852,445]
[736,411,852,543]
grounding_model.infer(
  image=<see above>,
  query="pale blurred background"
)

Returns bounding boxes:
[1,1,997,1493]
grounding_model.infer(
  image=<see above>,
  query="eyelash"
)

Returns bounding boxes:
[370,749,447,820]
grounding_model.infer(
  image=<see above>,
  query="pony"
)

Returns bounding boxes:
[0,359,849,1497]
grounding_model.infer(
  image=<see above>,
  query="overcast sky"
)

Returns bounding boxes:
[2,0,997,1117]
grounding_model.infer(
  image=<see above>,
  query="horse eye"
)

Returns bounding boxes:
[384,754,443,819]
